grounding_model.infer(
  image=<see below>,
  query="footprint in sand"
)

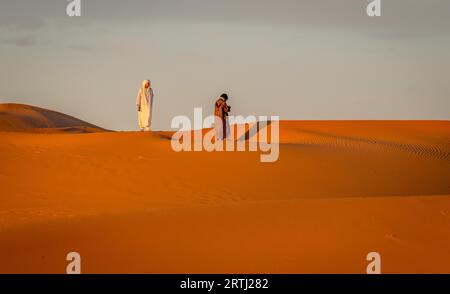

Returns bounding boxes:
[137,155,150,160]
[384,233,399,241]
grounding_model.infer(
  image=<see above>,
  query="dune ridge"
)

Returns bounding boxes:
[0,103,107,133]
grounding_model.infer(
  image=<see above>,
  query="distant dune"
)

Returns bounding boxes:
[0,104,449,273]
[0,103,107,133]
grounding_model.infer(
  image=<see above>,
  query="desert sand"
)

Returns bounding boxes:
[0,103,449,273]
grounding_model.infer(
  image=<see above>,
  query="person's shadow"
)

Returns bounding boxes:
[237,120,272,142]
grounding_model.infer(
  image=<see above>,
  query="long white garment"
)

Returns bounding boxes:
[136,80,154,131]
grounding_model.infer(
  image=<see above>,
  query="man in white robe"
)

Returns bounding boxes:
[136,79,154,131]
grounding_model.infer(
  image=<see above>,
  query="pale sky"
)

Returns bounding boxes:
[0,0,449,131]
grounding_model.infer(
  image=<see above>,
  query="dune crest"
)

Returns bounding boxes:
[0,103,107,133]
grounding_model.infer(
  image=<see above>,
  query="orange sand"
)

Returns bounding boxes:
[0,104,449,273]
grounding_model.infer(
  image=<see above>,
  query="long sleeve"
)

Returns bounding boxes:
[136,89,141,107]
[223,102,230,114]
[150,88,154,107]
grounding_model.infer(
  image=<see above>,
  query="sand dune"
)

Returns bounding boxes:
[0,103,106,133]
[278,120,450,162]
[0,106,449,273]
